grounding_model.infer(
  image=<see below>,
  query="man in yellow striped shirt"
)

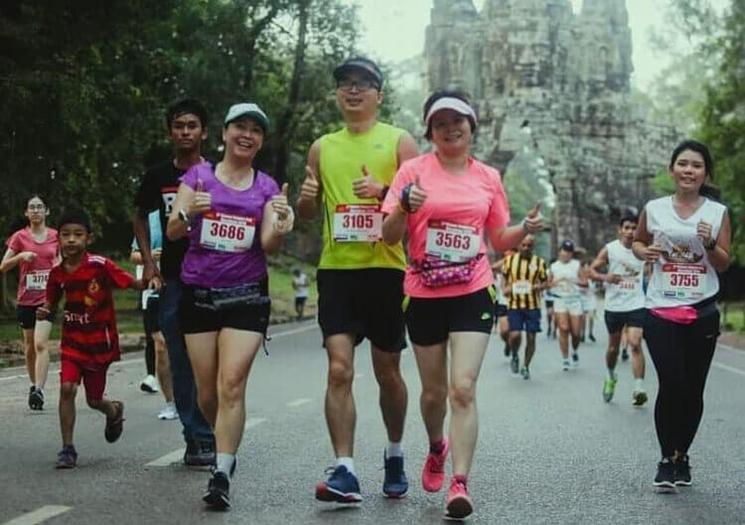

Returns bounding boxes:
[502,235,548,379]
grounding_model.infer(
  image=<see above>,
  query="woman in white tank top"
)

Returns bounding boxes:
[632,140,731,492]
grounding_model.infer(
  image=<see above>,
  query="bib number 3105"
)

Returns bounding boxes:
[333,204,383,242]
[200,212,255,252]
[425,221,480,263]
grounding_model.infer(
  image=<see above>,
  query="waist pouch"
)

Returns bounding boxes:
[410,254,482,288]
[193,282,269,311]
[650,297,718,325]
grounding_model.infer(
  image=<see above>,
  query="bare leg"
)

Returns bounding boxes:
[371,346,407,443]
[556,312,570,359]
[325,334,356,457]
[627,328,646,380]
[21,328,36,385]
[59,382,78,446]
[185,332,219,428]
[154,332,174,403]
[524,333,537,367]
[606,332,622,372]
[34,320,52,389]
[412,342,448,444]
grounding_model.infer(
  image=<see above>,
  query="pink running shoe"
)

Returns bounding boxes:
[422,438,449,492]
[446,476,473,519]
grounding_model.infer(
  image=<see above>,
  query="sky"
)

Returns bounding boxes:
[353,0,729,91]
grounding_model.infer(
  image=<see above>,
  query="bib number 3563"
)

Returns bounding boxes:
[200,212,255,252]
[425,221,480,263]
[333,204,383,242]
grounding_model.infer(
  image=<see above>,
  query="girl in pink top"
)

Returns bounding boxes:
[1,195,59,410]
[382,91,543,519]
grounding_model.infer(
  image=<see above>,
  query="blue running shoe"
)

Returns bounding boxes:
[315,465,362,503]
[383,452,408,498]
[55,445,78,469]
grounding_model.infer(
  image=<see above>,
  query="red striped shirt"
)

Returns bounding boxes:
[46,253,135,364]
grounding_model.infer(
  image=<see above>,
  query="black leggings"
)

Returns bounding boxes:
[644,311,719,458]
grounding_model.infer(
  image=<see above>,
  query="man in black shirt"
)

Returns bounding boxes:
[133,99,215,465]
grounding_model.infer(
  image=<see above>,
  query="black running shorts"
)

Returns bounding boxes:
[317,268,406,352]
[604,308,646,335]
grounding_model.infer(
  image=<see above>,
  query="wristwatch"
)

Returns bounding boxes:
[178,208,191,224]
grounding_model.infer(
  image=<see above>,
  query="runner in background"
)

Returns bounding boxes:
[548,240,584,370]
[291,268,310,321]
[130,210,176,420]
[1,195,58,410]
[491,257,510,358]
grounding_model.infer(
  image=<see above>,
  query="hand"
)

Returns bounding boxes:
[640,243,664,263]
[522,203,543,233]
[188,178,211,216]
[147,275,162,292]
[299,165,320,201]
[404,174,428,213]
[151,248,162,261]
[352,165,384,199]
[272,183,294,234]
[697,220,713,245]
[142,260,161,283]
[606,273,623,284]
[36,305,50,321]
[18,251,37,262]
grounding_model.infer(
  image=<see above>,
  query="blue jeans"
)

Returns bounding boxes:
[160,279,213,442]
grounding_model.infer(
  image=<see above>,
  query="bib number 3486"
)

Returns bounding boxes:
[425,221,480,263]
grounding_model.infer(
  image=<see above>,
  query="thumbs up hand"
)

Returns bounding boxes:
[189,178,212,216]
[352,164,385,199]
[521,202,543,234]
[404,173,428,213]
[299,165,320,201]
[271,183,294,234]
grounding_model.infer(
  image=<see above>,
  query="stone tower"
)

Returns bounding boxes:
[424,0,679,254]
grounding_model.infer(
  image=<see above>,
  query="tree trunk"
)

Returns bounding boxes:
[273,0,311,184]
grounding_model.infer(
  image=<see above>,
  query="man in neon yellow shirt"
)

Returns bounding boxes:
[297,57,419,503]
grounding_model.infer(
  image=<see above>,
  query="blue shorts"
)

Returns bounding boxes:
[507,309,542,333]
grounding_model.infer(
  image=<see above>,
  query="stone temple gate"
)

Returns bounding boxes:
[424,0,680,254]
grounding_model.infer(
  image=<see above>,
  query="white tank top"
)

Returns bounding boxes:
[550,259,580,298]
[494,273,506,304]
[645,196,726,309]
[604,239,645,312]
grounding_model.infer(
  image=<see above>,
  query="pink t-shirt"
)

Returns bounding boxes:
[382,152,510,298]
[6,227,59,305]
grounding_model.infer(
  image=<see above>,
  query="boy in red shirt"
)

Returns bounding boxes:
[37,209,144,468]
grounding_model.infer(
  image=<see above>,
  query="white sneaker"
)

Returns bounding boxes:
[562,359,570,371]
[158,403,178,420]
[140,375,159,394]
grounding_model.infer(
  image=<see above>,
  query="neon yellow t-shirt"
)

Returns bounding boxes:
[318,122,406,270]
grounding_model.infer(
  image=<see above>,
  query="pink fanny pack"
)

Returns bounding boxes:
[650,306,698,325]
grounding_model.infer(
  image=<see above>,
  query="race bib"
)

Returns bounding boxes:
[333,204,382,242]
[661,263,706,300]
[512,280,532,295]
[26,270,49,291]
[425,221,480,263]
[617,278,638,294]
[200,212,255,253]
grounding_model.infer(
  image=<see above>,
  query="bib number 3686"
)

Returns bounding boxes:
[200,212,255,252]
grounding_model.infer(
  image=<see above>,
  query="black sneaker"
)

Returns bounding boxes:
[184,438,216,467]
[674,455,692,487]
[589,334,596,342]
[203,471,230,510]
[382,452,408,498]
[510,353,519,374]
[621,348,629,361]
[653,457,677,492]
[29,387,44,410]
[503,343,510,357]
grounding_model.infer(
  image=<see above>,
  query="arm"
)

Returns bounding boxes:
[166,182,206,241]
[132,210,156,279]
[381,204,408,246]
[297,140,322,220]
[396,132,419,167]
[1,248,34,273]
[632,210,663,263]
[589,248,618,283]
[260,198,291,255]
[487,224,530,253]
[130,247,144,265]
[703,211,731,272]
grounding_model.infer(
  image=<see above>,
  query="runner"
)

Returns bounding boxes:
[548,240,584,370]
[578,260,597,343]
[544,258,557,339]
[291,268,310,320]
[633,140,730,491]
[590,215,647,406]
[130,210,177,420]
[502,234,548,380]
[491,257,511,358]
[297,57,418,502]
[167,102,293,509]
[1,195,58,410]
[133,99,215,465]
[381,90,542,519]
[37,208,143,468]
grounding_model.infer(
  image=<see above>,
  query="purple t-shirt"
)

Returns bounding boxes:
[179,161,279,288]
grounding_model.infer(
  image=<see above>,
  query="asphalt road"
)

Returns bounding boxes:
[2,319,744,525]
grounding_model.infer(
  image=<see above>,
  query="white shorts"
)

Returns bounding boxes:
[580,293,596,313]
[554,296,583,316]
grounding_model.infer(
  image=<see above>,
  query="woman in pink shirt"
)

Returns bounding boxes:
[1,195,59,410]
[382,91,542,519]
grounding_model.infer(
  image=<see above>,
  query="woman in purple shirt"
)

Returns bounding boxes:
[167,103,293,510]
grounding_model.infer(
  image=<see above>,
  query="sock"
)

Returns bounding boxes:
[634,378,645,391]
[216,453,235,477]
[386,441,403,458]
[336,456,355,475]
[430,438,446,454]
[607,368,616,381]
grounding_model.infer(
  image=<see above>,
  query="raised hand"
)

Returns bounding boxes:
[406,174,428,213]
[522,202,543,233]
[272,183,294,234]
[300,165,320,201]
[352,164,384,199]
[190,178,212,216]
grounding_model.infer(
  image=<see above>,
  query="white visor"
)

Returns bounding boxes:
[424,97,477,126]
